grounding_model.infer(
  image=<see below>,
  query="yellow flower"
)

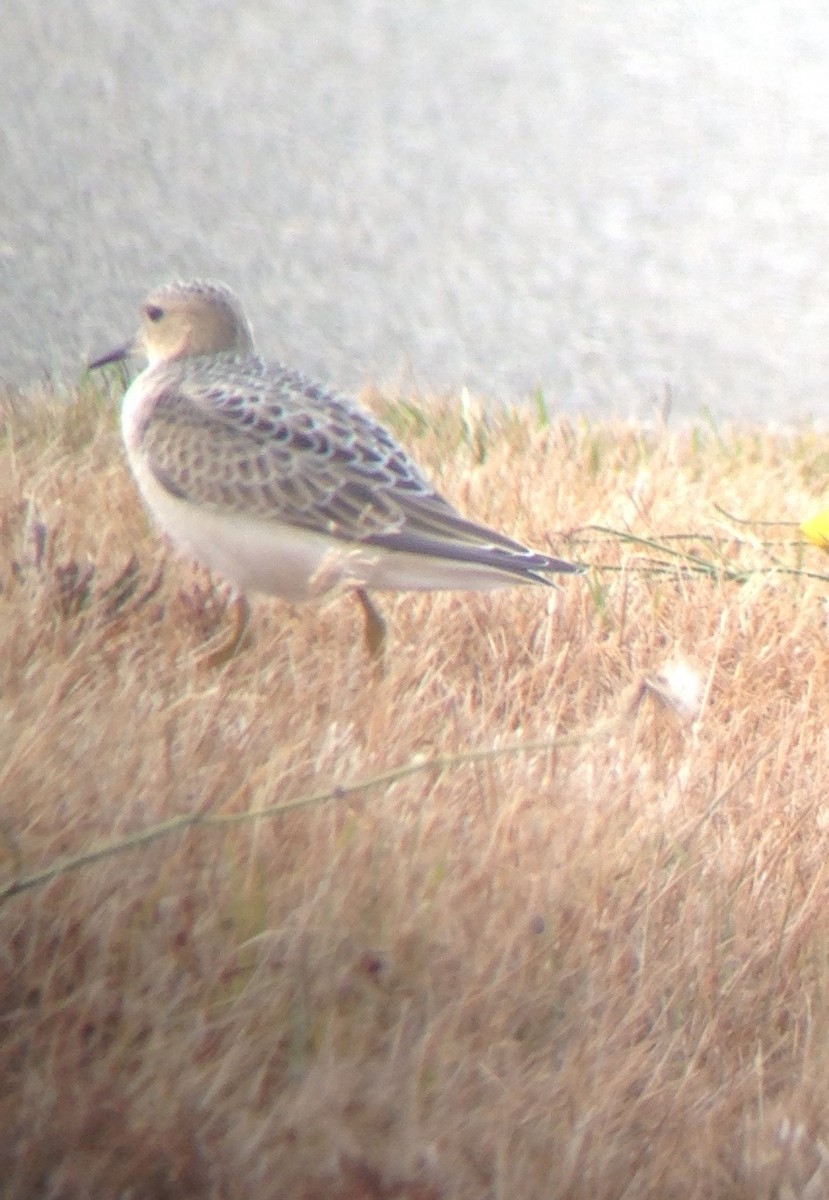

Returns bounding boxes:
[801,509,829,550]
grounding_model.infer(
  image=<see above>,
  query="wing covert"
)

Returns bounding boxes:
[137,358,456,543]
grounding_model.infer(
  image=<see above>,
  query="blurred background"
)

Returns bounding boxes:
[4,1,829,420]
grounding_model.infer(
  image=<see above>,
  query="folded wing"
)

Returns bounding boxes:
[139,358,581,582]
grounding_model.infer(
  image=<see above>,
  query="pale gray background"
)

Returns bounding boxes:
[4,1,829,420]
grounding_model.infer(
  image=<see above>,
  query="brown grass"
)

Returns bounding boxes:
[3,378,829,1198]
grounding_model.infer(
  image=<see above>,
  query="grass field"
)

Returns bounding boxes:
[3,379,829,1198]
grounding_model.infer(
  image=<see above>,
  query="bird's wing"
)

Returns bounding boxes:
[139,357,579,577]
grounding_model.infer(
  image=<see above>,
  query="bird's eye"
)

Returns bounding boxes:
[144,305,164,322]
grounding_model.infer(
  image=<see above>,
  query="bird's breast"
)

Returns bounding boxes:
[120,368,167,454]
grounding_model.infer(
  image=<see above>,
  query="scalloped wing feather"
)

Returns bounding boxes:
[137,356,580,580]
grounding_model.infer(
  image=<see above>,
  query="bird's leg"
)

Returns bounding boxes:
[355,588,386,659]
[200,592,251,668]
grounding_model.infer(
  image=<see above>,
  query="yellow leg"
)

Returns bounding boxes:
[199,593,251,668]
[355,588,386,658]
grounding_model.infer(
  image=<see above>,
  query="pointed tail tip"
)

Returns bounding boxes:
[543,556,587,577]
[522,556,586,586]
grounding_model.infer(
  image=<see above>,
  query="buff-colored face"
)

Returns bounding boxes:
[89,280,255,370]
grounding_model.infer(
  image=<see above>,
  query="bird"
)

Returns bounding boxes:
[88,279,582,661]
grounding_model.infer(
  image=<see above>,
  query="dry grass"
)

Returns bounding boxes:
[3,377,829,1198]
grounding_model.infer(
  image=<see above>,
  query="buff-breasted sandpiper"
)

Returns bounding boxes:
[89,280,582,659]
